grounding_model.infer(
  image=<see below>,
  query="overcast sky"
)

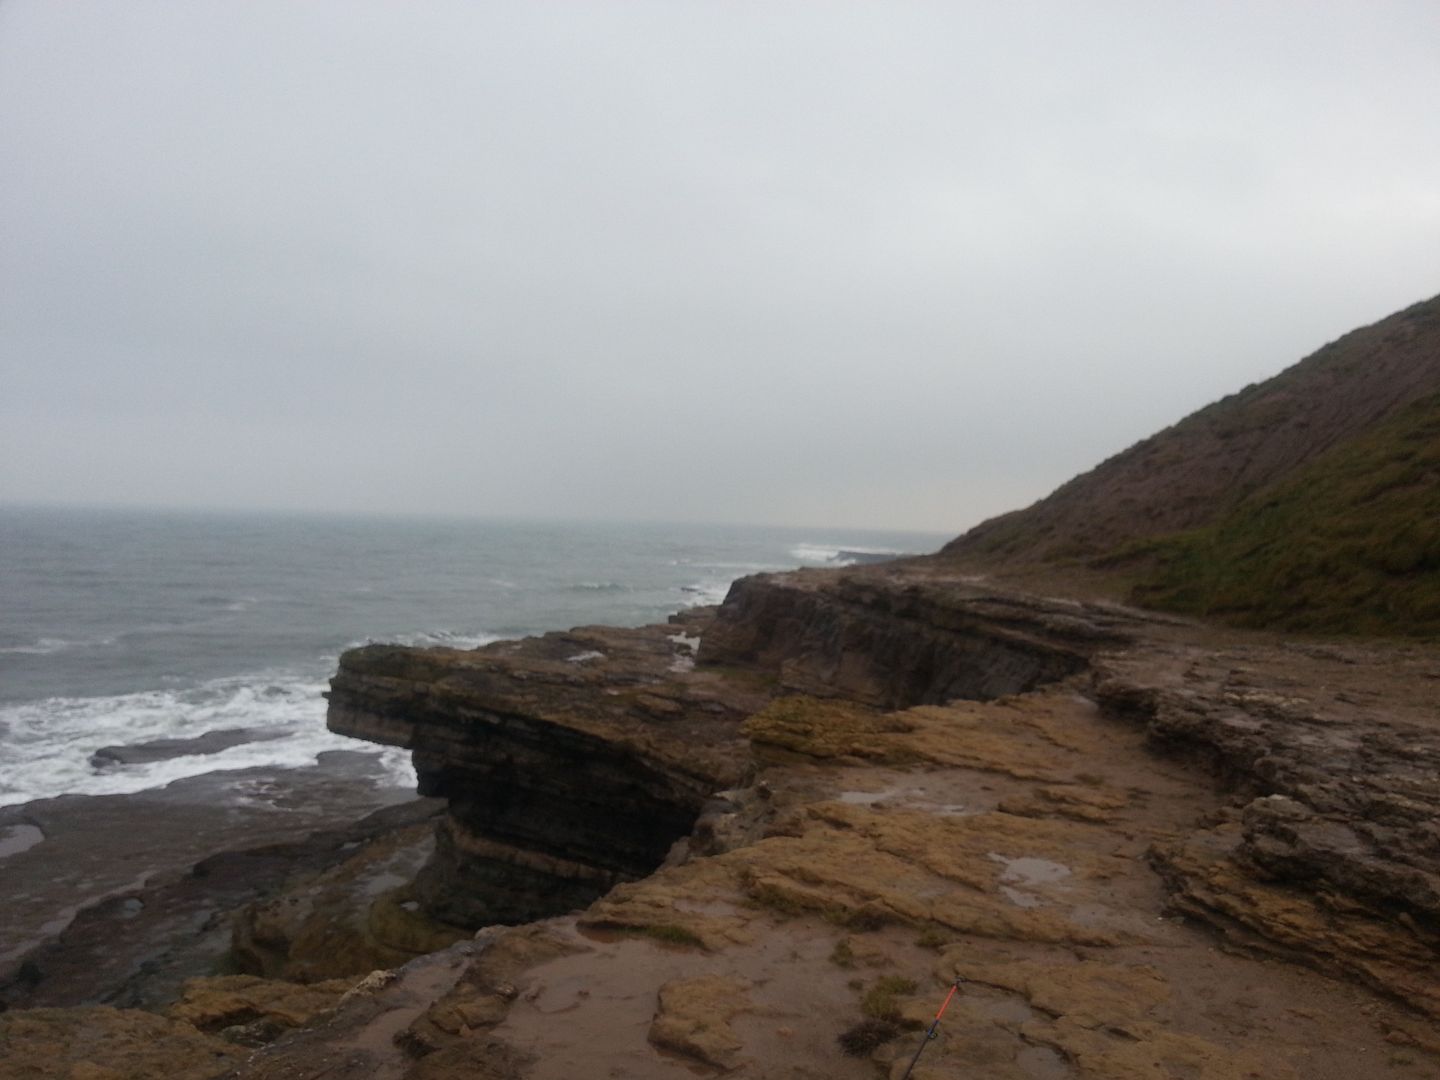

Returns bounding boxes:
[2,2,1438,534]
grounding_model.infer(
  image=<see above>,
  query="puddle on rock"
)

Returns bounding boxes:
[837,789,901,806]
[988,854,1071,887]
[1000,886,1042,909]
[0,824,44,859]
[989,854,1072,907]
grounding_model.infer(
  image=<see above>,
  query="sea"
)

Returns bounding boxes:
[0,505,945,809]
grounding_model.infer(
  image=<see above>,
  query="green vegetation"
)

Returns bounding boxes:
[641,924,705,948]
[837,1018,901,1056]
[829,938,856,968]
[913,926,949,951]
[860,976,919,1024]
[1128,392,1440,639]
[836,903,894,932]
[742,877,823,919]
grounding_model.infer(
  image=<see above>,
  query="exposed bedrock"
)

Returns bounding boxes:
[1093,643,1440,1013]
[326,612,769,929]
[326,569,1138,933]
[698,568,1141,706]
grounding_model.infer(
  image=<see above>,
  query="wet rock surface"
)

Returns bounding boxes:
[0,755,427,1010]
[0,1004,245,1079]
[698,569,1139,707]
[230,815,467,983]
[326,610,774,928]
[1093,639,1440,1014]
[90,727,289,768]
[3,562,1438,1078]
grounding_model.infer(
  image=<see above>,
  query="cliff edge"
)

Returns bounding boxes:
[5,295,1439,1079]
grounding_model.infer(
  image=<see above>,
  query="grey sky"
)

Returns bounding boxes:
[2,1,1438,533]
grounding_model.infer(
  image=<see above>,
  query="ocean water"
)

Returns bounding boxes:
[0,505,944,808]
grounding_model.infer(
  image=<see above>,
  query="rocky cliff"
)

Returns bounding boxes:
[322,572,1140,936]
[325,611,764,929]
[7,562,1440,1079]
[299,566,1440,1078]
[6,298,1440,1079]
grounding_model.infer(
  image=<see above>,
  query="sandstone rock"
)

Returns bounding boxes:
[400,924,583,1056]
[0,1006,242,1079]
[167,974,357,1040]
[1095,642,1440,1014]
[1150,820,1440,1017]
[648,974,752,1070]
[926,952,1296,1080]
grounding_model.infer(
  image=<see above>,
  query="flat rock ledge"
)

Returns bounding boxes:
[5,563,1439,1079]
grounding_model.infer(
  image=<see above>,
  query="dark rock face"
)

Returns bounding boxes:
[410,719,716,927]
[326,613,771,928]
[700,570,1135,708]
[327,571,1139,931]
[1,789,439,1011]
[90,726,286,768]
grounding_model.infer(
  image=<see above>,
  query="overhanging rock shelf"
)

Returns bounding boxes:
[326,568,1139,929]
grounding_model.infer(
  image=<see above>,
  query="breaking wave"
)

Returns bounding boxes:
[0,669,414,808]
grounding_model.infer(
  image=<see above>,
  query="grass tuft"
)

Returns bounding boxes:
[861,976,919,1024]
[641,924,705,948]
[838,1018,901,1056]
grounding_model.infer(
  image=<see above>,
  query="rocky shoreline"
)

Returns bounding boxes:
[0,751,423,1011]
[3,559,1439,1078]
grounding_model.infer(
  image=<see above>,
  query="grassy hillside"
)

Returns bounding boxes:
[940,291,1440,639]
[1127,391,1440,638]
[946,294,1440,565]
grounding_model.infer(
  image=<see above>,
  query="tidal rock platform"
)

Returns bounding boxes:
[5,560,1439,1079]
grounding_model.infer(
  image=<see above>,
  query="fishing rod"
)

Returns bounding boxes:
[899,977,964,1080]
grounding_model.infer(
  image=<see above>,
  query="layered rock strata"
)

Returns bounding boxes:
[699,569,1136,706]
[328,562,1440,1032]
[326,612,768,928]
[325,572,1138,933]
[1093,639,1440,1014]
[7,563,1439,1078]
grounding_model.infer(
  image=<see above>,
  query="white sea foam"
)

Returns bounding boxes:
[789,543,900,566]
[668,632,700,674]
[790,543,849,564]
[353,629,500,650]
[0,669,414,808]
[0,637,76,655]
[671,559,779,572]
[679,581,731,607]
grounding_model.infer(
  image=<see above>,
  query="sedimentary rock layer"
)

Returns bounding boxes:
[699,569,1136,706]
[1094,639,1440,1014]
[325,571,1135,932]
[326,613,766,927]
